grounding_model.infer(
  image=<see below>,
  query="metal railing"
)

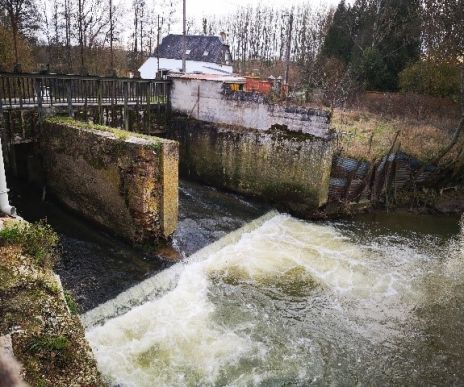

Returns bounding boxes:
[0,72,170,112]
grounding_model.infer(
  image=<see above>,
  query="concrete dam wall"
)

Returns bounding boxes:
[40,118,178,244]
[167,75,334,216]
[169,117,333,216]
[170,76,331,139]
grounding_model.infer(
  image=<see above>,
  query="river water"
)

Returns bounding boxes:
[10,179,464,385]
[9,179,267,311]
[84,210,463,386]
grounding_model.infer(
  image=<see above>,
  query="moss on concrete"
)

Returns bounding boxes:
[45,116,164,149]
[168,117,333,215]
[40,117,179,244]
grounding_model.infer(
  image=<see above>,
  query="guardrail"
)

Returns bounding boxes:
[0,72,170,112]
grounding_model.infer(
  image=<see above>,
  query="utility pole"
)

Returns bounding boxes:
[182,0,186,72]
[78,0,84,72]
[157,15,160,73]
[284,12,293,86]
[109,0,114,72]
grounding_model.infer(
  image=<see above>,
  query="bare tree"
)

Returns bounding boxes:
[421,0,464,174]
[422,0,464,113]
[0,0,39,64]
[63,0,73,70]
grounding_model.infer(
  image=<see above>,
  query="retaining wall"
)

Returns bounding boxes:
[168,117,333,216]
[170,78,331,138]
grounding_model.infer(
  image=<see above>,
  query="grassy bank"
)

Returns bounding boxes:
[0,219,101,386]
[331,92,462,163]
[332,108,460,162]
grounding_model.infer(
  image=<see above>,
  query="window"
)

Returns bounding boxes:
[203,51,209,56]
[185,49,191,55]
[230,83,242,92]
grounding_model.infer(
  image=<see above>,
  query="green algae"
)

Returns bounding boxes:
[45,116,166,149]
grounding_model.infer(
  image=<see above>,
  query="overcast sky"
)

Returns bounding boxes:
[174,0,345,33]
[186,0,342,19]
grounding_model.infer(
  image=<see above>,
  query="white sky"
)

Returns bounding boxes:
[186,0,341,19]
[172,0,344,33]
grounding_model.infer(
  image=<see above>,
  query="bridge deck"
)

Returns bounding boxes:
[4,100,167,109]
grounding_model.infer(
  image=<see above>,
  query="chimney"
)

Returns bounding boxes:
[219,32,227,43]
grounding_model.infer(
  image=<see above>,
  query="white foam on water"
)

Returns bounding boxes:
[85,212,454,386]
[81,211,279,328]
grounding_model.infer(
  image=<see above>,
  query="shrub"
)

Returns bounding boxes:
[0,220,59,268]
[0,224,22,244]
[399,61,460,100]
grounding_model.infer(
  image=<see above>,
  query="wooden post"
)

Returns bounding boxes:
[7,77,12,108]
[97,79,103,124]
[18,77,23,109]
[157,82,161,115]
[67,79,73,117]
[84,79,88,121]
[0,87,3,117]
[134,82,140,131]
[164,83,171,122]
[146,82,152,134]
[123,81,129,131]
[0,93,6,169]
[35,77,43,124]
[49,78,54,107]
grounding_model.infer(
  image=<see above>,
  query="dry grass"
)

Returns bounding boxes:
[354,92,461,122]
[332,108,460,163]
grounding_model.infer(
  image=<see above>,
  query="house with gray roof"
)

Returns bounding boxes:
[139,34,233,79]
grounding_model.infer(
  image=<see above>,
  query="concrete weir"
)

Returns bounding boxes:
[168,74,334,216]
[40,118,178,244]
[169,117,333,216]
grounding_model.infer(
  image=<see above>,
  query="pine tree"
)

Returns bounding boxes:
[337,0,422,90]
[321,1,353,64]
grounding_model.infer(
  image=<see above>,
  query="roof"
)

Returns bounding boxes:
[169,73,246,83]
[153,35,230,64]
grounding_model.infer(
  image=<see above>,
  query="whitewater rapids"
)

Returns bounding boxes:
[84,212,464,386]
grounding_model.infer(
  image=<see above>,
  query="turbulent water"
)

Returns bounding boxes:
[85,211,464,386]
[9,179,267,311]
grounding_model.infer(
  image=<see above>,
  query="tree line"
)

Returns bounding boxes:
[0,0,462,106]
[0,0,178,74]
[195,0,462,104]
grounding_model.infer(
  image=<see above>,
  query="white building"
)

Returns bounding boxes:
[139,34,233,79]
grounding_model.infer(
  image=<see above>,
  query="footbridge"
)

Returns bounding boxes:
[0,72,170,134]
